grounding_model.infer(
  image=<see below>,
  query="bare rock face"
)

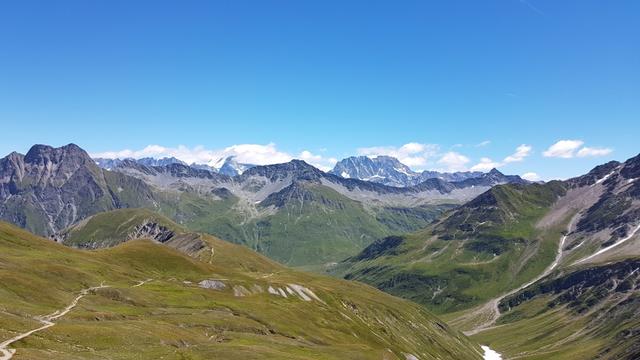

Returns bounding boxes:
[0,144,156,236]
[127,221,206,256]
[127,222,175,242]
[199,280,226,290]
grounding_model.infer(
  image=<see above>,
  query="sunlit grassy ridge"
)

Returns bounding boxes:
[0,219,482,359]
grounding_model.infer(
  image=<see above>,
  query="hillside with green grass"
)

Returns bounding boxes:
[0,220,483,359]
[472,258,640,360]
[334,182,569,314]
[154,182,449,268]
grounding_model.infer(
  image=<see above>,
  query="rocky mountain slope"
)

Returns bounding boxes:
[330,155,521,187]
[0,144,156,237]
[0,219,483,359]
[333,180,569,313]
[336,154,640,310]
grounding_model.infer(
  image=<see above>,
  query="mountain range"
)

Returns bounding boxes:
[0,144,526,267]
[94,155,256,176]
[330,155,491,187]
[1,142,640,359]
[94,153,522,188]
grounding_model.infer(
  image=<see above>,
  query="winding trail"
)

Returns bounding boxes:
[0,283,109,359]
[462,215,578,336]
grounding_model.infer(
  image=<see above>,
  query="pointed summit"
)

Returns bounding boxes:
[0,143,156,236]
[217,156,255,176]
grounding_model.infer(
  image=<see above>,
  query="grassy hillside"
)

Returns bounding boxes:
[0,220,482,359]
[334,182,569,314]
[59,208,286,273]
[59,208,184,248]
[472,258,640,360]
[155,183,448,267]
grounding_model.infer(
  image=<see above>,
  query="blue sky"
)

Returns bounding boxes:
[1,1,638,179]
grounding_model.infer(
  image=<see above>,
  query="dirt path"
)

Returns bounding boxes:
[0,278,156,358]
[462,216,577,336]
[0,283,109,359]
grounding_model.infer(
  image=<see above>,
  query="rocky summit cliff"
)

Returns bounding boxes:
[0,144,156,236]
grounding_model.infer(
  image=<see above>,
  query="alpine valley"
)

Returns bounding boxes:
[1,143,639,360]
[0,144,525,268]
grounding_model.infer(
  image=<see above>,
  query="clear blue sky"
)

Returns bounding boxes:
[1,0,638,179]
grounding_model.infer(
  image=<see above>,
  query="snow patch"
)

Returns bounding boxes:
[575,223,640,264]
[481,345,502,360]
[592,170,615,187]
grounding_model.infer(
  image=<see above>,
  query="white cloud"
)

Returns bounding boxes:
[217,143,293,165]
[543,140,612,159]
[476,140,491,147]
[576,147,612,158]
[504,144,532,163]
[468,144,532,172]
[521,172,541,181]
[543,140,584,158]
[470,157,501,172]
[298,150,337,171]
[90,144,338,171]
[357,142,440,168]
[437,152,470,172]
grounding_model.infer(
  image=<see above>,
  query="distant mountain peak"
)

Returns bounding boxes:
[137,156,187,167]
[217,156,255,176]
[331,155,500,187]
[24,143,94,167]
[94,156,192,172]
